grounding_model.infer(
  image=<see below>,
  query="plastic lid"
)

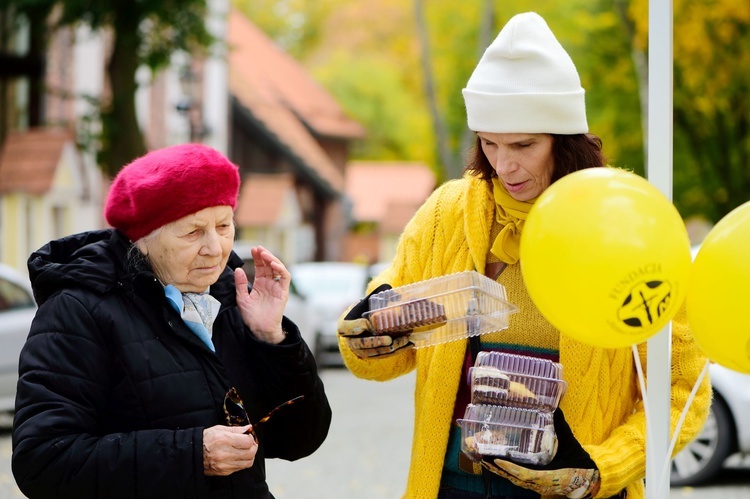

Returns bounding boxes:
[469,365,567,412]
[475,351,563,379]
[364,271,519,348]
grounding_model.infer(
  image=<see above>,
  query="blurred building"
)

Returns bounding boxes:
[0,12,107,272]
[0,4,213,272]
[0,129,101,270]
[227,8,365,263]
[0,1,365,272]
[344,161,436,263]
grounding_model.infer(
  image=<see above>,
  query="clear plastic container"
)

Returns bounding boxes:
[363,271,519,348]
[469,352,567,411]
[475,351,563,379]
[458,404,558,465]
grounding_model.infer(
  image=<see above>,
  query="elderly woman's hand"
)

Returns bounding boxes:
[234,246,290,344]
[203,425,258,476]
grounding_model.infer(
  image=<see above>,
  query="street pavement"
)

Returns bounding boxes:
[265,367,415,498]
[0,367,748,498]
[268,368,750,499]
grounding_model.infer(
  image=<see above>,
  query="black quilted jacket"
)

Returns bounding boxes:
[12,229,331,498]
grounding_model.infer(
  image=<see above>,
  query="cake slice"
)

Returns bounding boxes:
[471,366,511,404]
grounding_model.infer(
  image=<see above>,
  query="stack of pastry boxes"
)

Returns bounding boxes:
[458,351,567,466]
[364,271,519,348]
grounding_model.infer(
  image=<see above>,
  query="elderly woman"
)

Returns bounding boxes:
[12,144,331,498]
[338,12,710,499]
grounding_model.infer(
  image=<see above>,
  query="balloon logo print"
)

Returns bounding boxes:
[616,279,672,330]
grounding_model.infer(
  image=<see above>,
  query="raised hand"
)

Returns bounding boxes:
[234,246,289,344]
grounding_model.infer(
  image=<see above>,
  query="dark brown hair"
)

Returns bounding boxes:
[464,133,607,184]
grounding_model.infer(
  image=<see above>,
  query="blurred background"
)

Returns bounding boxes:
[0,0,748,496]
[2,0,749,274]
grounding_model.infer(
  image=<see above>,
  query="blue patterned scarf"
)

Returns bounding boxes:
[164,284,220,352]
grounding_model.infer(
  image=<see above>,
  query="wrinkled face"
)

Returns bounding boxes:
[478,132,556,202]
[137,206,235,293]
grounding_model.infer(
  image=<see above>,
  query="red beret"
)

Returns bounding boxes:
[104,143,240,241]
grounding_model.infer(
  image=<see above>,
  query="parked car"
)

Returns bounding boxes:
[0,263,36,413]
[289,261,370,367]
[671,364,750,486]
[231,244,317,358]
[670,244,750,486]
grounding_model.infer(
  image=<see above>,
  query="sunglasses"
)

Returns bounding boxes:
[223,387,304,440]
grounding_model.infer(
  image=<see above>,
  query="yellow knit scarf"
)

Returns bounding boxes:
[490,177,537,264]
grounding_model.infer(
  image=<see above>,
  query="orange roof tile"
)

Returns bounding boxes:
[228,10,364,196]
[230,71,344,194]
[235,173,294,226]
[345,161,436,223]
[226,9,365,140]
[0,128,75,195]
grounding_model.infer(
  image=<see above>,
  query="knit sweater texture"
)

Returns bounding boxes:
[339,174,711,499]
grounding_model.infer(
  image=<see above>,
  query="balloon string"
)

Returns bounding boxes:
[631,345,654,465]
[656,358,711,495]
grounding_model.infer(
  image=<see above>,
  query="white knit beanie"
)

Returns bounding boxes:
[462,12,588,134]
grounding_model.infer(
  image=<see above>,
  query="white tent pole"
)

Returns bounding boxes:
[646,0,673,497]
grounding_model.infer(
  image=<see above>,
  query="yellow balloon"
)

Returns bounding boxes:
[520,168,692,349]
[687,201,750,374]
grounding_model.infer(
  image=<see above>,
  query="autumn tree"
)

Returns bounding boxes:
[291,0,645,181]
[234,0,440,171]
[232,0,330,60]
[412,0,635,179]
[1,0,213,177]
[625,0,750,222]
[242,0,749,221]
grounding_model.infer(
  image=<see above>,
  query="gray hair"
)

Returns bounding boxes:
[124,227,162,276]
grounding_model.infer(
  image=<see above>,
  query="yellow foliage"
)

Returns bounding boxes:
[626,0,749,118]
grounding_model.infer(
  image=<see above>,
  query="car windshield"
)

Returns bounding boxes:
[0,276,35,311]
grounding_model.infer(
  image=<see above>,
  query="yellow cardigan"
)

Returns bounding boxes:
[339,175,711,498]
